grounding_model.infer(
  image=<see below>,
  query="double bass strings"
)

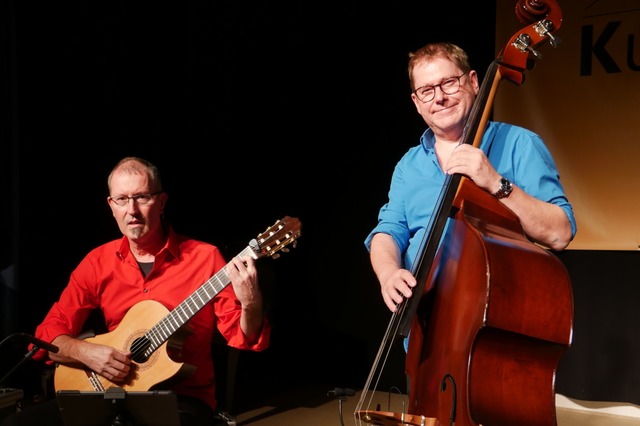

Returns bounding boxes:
[354,298,410,422]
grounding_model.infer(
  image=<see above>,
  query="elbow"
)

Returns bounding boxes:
[548,238,571,252]
[546,224,574,252]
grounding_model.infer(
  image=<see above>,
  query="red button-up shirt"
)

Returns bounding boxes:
[35,225,271,410]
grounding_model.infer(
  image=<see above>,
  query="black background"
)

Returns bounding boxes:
[3,0,639,411]
[0,1,496,392]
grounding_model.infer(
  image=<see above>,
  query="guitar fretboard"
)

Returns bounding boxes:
[140,244,258,357]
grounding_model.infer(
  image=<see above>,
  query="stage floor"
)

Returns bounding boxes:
[4,383,640,426]
[231,384,640,426]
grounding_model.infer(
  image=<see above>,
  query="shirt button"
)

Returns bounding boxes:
[143,289,149,293]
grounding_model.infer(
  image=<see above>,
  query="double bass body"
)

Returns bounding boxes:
[406,179,573,426]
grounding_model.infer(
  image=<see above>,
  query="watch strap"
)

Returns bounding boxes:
[492,177,513,199]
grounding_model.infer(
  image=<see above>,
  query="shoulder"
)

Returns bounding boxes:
[174,232,221,255]
[167,225,219,251]
[486,121,541,141]
[483,121,549,155]
[398,143,429,165]
[83,238,124,259]
[157,225,221,265]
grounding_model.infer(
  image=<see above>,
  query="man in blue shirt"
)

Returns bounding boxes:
[364,42,576,314]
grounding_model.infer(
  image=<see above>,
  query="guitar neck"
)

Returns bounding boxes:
[142,244,258,354]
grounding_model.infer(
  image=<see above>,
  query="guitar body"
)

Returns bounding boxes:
[54,300,190,392]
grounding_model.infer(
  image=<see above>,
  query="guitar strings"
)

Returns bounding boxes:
[126,246,255,361]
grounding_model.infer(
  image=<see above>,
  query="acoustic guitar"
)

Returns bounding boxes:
[54,216,302,392]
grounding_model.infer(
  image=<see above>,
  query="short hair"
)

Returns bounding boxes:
[407,42,471,90]
[107,157,163,193]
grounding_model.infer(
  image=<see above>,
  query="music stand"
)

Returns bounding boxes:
[56,387,181,426]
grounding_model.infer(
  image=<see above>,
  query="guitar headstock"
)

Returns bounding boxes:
[252,216,302,259]
[497,0,563,85]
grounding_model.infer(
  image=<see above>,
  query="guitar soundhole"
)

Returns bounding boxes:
[130,336,152,363]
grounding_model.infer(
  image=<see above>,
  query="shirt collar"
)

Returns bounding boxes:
[420,127,436,154]
[115,223,179,262]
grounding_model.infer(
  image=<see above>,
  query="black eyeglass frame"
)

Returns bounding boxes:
[412,70,470,103]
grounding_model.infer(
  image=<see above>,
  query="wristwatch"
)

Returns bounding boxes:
[492,177,513,199]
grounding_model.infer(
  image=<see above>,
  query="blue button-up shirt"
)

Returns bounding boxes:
[365,121,576,270]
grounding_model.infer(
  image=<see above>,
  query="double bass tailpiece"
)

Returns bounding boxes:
[355,409,439,426]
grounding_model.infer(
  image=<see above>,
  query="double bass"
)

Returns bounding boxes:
[355,1,572,425]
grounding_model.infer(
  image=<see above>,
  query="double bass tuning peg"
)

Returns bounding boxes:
[547,32,562,48]
[513,18,562,61]
[534,18,562,48]
[513,33,543,59]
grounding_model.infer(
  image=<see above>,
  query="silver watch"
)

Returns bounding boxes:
[492,177,513,199]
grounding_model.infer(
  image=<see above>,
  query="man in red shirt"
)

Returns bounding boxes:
[3,156,270,426]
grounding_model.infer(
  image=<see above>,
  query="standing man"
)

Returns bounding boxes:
[365,42,576,314]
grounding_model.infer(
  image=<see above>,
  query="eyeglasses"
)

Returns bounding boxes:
[109,192,162,207]
[412,71,469,103]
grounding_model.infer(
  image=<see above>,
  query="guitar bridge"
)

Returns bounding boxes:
[88,371,105,391]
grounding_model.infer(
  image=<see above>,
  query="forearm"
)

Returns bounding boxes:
[49,334,88,365]
[370,233,418,311]
[501,185,573,250]
[370,233,404,284]
[240,302,265,344]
